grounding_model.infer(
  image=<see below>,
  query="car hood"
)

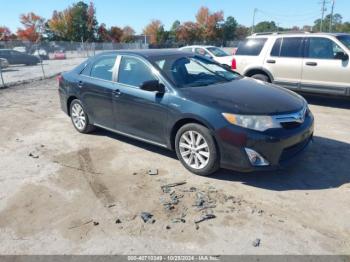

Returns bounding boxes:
[180,77,305,115]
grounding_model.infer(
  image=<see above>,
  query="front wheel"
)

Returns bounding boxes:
[175,123,219,176]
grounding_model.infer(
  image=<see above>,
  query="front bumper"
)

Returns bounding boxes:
[215,113,314,172]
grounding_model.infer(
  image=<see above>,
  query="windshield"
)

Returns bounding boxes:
[207,47,229,57]
[337,35,350,50]
[152,55,240,88]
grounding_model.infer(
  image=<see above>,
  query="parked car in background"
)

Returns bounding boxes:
[33,49,49,60]
[0,49,39,65]
[13,46,27,53]
[233,32,350,97]
[179,45,235,69]
[54,50,66,60]
[0,58,9,68]
[58,50,313,176]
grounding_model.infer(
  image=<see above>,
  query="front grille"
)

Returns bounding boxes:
[279,136,311,163]
[274,106,308,130]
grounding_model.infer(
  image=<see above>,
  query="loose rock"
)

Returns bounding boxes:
[140,212,155,224]
[28,152,39,159]
[147,169,158,176]
[252,238,261,247]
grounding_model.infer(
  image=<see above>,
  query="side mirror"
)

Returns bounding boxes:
[335,52,349,61]
[140,80,165,94]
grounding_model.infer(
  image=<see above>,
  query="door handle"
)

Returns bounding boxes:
[306,62,317,66]
[77,80,84,88]
[113,89,121,97]
[267,59,276,64]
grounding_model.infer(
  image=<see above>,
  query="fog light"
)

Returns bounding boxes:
[245,148,270,166]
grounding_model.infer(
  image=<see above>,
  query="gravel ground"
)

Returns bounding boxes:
[0,78,349,255]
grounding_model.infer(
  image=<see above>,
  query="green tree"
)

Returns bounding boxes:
[47,1,98,41]
[314,13,342,32]
[169,20,181,42]
[156,26,170,45]
[254,21,277,33]
[222,16,238,44]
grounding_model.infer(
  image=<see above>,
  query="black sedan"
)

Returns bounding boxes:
[58,50,314,176]
[0,49,39,65]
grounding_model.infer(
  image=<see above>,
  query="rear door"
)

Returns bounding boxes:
[10,51,25,64]
[264,37,304,90]
[113,55,169,145]
[301,37,350,95]
[79,54,118,129]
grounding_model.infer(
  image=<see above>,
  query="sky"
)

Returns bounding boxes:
[1,0,350,34]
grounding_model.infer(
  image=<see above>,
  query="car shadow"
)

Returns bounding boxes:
[92,128,350,191]
[211,136,350,191]
[301,93,350,109]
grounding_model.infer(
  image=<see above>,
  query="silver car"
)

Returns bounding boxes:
[233,32,350,97]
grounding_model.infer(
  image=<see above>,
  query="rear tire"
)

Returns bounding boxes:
[69,99,95,134]
[175,123,219,176]
[251,73,270,82]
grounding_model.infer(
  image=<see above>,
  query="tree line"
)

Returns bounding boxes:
[0,1,350,45]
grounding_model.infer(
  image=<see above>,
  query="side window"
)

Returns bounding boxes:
[195,48,209,56]
[90,56,116,81]
[118,56,157,87]
[270,38,282,56]
[307,37,344,59]
[279,37,303,58]
[181,48,193,53]
[236,38,267,56]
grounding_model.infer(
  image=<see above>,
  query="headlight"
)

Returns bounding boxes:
[222,113,281,131]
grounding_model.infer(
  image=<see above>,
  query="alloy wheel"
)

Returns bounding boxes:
[179,130,210,169]
[71,103,86,130]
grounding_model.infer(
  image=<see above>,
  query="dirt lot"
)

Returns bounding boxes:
[0,78,349,255]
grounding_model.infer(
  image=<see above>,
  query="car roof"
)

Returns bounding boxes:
[96,49,194,59]
[180,45,216,49]
[248,32,350,39]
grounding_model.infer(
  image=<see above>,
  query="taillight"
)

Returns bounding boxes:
[231,58,237,70]
[56,74,63,83]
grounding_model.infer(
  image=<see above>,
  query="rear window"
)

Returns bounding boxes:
[271,37,304,58]
[236,38,267,56]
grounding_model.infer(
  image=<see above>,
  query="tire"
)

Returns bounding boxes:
[251,73,270,82]
[69,99,95,134]
[175,123,219,176]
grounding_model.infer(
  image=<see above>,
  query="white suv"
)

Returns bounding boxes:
[233,33,350,97]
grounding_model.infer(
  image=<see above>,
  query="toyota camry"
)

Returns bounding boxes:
[58,50,314,176]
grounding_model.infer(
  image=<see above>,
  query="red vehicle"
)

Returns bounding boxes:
[53,50,66,60]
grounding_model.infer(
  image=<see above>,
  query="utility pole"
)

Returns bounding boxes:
[251,8,258,34]
[320,0,327,32]
[329,0,335,32]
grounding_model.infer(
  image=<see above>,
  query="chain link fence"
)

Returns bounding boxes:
[0,40,148,88]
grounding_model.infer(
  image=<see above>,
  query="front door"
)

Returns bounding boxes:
[301,37,350,95]
[113,55,169,145]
